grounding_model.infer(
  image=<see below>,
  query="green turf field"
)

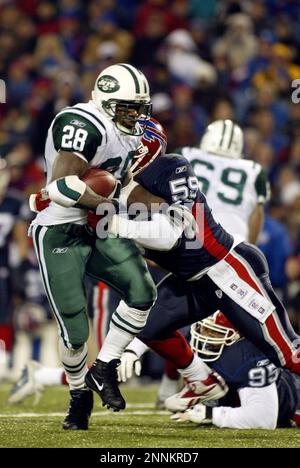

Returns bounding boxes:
[0,384,299,448]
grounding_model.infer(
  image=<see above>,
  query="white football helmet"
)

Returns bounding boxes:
[190,311,241,362]
[92,63,152,136]
[200,119,244,159]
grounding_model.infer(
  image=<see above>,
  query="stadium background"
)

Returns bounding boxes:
[1,0,300,381]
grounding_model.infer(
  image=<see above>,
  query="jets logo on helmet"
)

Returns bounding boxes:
[190,311,241,362]
[92,63,152,136]
[130,117,167,175]
[200,119,244,159]
[97,75,120,93]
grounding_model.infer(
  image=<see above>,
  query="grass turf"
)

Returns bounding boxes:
[0,384,299,448]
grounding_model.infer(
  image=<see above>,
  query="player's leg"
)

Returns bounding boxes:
[32,224,93,429]
[138,274,228,407]
[85,237,156,410]
[206,242,300,371]
[8,360,66,404]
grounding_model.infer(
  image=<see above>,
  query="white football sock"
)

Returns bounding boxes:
[97,324,133,362]
[179,355,210,381]
[59,340,88,390]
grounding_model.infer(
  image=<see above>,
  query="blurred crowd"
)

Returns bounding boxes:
[1,0,300,377]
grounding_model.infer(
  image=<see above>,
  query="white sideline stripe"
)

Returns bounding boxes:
[0,410,168,418]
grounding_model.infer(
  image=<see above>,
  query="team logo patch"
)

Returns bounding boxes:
[175,166,187,174]
[249,299,259,310]
[257,359,269,366]
[236,287,248,299]
[97,75,120,93]
[52,247,68,254]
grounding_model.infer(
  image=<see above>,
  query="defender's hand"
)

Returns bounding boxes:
[29,190,51,213]
[118,350,141,383]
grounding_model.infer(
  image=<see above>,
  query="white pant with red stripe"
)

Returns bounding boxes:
[139,242,300,374]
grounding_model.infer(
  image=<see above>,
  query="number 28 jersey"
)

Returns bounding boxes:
[178,147,269,241]
[36,100,140,226]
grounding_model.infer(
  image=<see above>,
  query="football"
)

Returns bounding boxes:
[81,168,117,198]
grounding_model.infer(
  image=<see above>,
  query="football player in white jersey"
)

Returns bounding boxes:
[29,63,157,428]
[178,119,269,244]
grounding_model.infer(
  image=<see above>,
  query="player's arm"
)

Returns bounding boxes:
[120,174,165,211]
[109,157,198,250]
[212,384,278,429]
[45,112,114,211]
[248,204,264,244]
[248,166,270,244]
[49,150,113,211]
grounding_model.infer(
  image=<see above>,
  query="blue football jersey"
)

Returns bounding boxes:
[211,338,278,393]
[211,339,300,427]
[135,154,234,279]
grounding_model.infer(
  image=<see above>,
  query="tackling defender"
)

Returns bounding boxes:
[93,123,300,408]
[122,119,270,405]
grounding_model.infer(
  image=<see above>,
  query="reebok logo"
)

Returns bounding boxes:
[215,289,222,299]
[52,248,68,254]
[70,119,86,128]
[91,375,104,392]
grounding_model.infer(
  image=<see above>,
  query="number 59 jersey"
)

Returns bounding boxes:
[36,101,140,226]
[135,154,234,280]
[178,147,269,241]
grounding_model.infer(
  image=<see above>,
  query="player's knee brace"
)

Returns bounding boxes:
[111,300,151,336]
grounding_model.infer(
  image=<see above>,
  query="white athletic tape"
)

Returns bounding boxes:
[47,175,86,208]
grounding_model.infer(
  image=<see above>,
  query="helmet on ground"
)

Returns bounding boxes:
[190,311,241,362]
[92,63,152,136]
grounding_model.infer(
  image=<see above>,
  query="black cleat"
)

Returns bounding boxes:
[85,359,125,411]
[63,388,93,430]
